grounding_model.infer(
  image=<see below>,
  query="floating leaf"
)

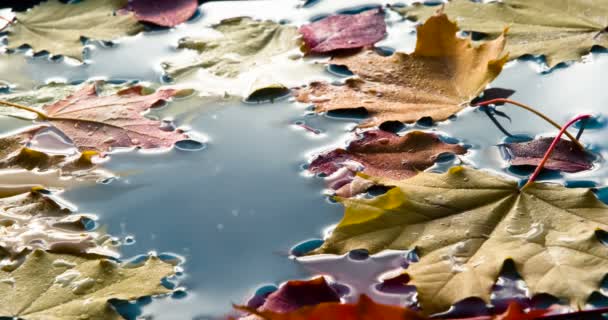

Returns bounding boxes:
[501,137,594,173]
[42,83,186,152]
[294,13,507,128]
[163,17,301,79]
[310,130,466,196]
[396,0,608,68]
[257,277,340,313]
[0,128,107,177]
[240,294,427,320]
[0,189,117,261]
[123,0,198,27]
[0,82,188,152]
[0,250,173,319]
[299,8,387,54]
[7,0,142,60]
[315,167,608,314]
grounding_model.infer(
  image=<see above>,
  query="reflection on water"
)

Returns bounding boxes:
[0,0,606,319]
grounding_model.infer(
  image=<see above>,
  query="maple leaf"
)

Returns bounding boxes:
[0,249,174,319]
[0,128,109,177]
[294,13,507,128]
[163,17,301,79]
[299,8,387,54]
[314,166,608,315]
[500,137,594,173]
[310,130,466,197]
[122,0,198,27]
[0,82,187,152]
[256,277,340,314]
[239,294,427,320]
[0,189,117,262]
[396,0,608,68]
[41,83,186,152]
[6,0,143,61]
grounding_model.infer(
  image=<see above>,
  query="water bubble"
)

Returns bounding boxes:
[175,139,206,151]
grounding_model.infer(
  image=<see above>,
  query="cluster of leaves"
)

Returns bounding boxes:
[0,1,205,317]
[1,0,607,319]
[235,1,608,319]
[0,80,188,318]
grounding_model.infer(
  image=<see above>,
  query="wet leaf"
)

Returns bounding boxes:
[123,0,198,27]
[299,8,387,54]
[7,0,143,61]
[309,130,466,197]
[501,137,594,173]
[240,294,427,320]
[314,166,608,315]
[396,0,608,68]
[294,13,507,128]
[14,82,187,152]
[257,277,340,313]
[0,128,108,176]
[163,17,301,79]
[0,189,117,261]
[0,250,173,319]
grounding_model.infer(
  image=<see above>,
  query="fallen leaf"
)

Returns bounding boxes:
[396,0,608,68]
[7,0,143,60]
[309,130,466,196]
[500,137,594,173]
[258,277,340,313]
[0,81,188,152]
[239,294,427,320]
[0,249,173,319]
[0,189,117,262]
[294,13,507,128]
[299,8,387,54]
[0,128,106,175]
[163,17,301,79]
[123,0,198,27]
[314,166,608,314]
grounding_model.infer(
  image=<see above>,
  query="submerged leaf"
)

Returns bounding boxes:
[0,189,117,261]
[310,130,466,196]
[7,0,143,60]
[123,0,198,27]
[295,13,507,127]
[501,137,594,173]
[315,167,608,314]
[163,17,301,78]
[0,250,173,319]
[396,0,608,68]
[299,8,387,54]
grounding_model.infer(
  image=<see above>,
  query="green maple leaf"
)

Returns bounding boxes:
[0,250,174,319]
[7,0,143,61]
[396,0,608,68]
[315,167,608,315]
[162,17,301,79]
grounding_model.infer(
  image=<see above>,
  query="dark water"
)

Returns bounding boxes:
[0,1,607,319]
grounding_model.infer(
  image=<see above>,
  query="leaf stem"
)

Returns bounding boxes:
[0,100,48,120]
[521,114,591,190]
[474,98,583,150]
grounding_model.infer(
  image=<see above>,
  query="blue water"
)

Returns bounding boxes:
[0,1,607,319]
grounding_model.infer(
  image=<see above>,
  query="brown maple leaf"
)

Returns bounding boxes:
[294,13,507,128]
[309,130,466,196]
[38,82,186,152]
